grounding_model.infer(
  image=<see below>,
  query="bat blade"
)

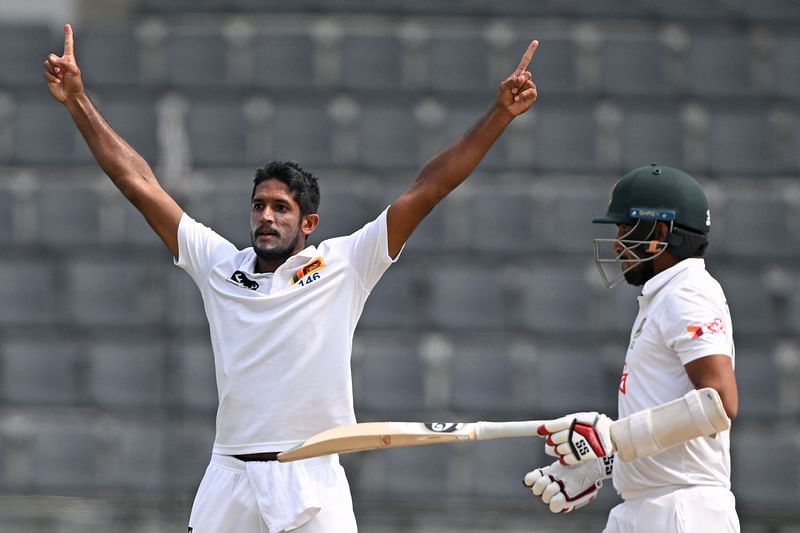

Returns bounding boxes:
[277,420,545,462]
[277,422,476,462]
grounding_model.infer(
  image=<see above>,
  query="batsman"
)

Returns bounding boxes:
[525,164,740,532]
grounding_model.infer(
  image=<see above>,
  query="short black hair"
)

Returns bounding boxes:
[252,161,320,215]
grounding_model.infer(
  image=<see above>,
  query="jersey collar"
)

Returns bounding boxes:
[641,257,705,298]
[245,245,320,275]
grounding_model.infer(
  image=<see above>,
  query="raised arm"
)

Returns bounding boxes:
[43,24,183,258]
[385,40,539,258]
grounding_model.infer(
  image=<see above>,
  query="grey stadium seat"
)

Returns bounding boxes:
[427,262,508,330]
[1,335,78,405]
[732,428,800,507]
[78,28,142,87]
[65,257,164,326]
[360,264,418,329]
[0,24,55,87]
[312,188,373,243]
[646,0,733,20]
[340,33,403,92]
[31,419,99,490]
[686,34,755,98]
[36,183,102,246]
[104,420,167,490]
[173,337,218,412]
[358,102,419,169]
[271,100,333,168]
[449,334,517,413]
[353,333,426,412]
[86,336,166,409]
[533,341,611,416]
[252,31,315,89]
[775,37,800,99]
[464,191,542,253]
[14,97,89,165]
[0,188,11,241]
[0,257,57,326]
[620,107,684,171]
[165,28,228,87]
[359,445,451,497]
[718,196,799,258]
[601,36,669,96]
[708,110,775,176]
[533,104,597,173]
[207,183,251,248]
[427,34,491,94]
[186,98,248,167]
[734,343,779,421]
[520,264,593,334]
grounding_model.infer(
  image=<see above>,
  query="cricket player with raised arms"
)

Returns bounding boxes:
[43,23,539,532]
[524,164,740,532]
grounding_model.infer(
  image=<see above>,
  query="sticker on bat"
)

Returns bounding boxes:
[424,422,465,433]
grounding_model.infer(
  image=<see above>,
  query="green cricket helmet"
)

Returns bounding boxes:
[592,164,711,288]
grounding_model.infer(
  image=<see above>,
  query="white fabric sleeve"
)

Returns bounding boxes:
[174,213,238,286]
[662,286,733,366]
[330,208,399,292]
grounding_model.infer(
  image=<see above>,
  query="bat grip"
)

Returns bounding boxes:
[474,420,545,440]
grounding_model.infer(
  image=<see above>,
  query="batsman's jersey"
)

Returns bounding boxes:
[175,209,396,455]
[614,258,734,499]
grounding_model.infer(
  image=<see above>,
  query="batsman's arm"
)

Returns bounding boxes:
[44,24,183,258]
[685,354,738,419]
[385,39,539,258]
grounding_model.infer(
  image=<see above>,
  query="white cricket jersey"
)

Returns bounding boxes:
[175,209,397,455]
[613,258,735,499]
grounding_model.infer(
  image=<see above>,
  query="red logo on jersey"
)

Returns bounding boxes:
[619,363,628,394]
[687,325,704,339]
[687,318,725,339]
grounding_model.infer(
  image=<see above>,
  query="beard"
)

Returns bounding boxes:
[623,257,655,287]
[251,225,304,264]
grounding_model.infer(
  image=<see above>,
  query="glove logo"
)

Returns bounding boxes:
[424,422,464,433]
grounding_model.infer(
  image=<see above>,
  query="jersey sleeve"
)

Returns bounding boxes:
[331,208,399,292]
[662,285,734,366]
[174,213,238,286]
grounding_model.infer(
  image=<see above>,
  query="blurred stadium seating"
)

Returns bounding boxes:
[0,0,798,531]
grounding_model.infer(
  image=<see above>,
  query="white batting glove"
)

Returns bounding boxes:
[537,412,615,465]
[523,456,613,513]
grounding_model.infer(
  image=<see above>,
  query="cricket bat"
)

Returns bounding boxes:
[277,420,546,462]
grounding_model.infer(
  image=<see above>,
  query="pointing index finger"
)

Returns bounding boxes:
[515,39,538,74]
[64,23,74,58]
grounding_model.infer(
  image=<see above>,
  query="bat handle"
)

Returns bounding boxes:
[473,420,546,440]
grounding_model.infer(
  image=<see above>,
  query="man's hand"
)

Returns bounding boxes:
[43,24,84,104]
[537,412,615,465]
[523,456,613,514]
[496,39,538,118]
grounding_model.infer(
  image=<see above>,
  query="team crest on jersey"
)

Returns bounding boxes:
[424,422,464,433]
[291,256,326,286]
[629,317,647,349]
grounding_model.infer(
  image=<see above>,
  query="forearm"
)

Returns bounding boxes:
[412,104,513,202]
[64,93,157,198]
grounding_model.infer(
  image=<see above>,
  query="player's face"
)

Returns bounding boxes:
[614,224,654,286]
[250,179,307,264]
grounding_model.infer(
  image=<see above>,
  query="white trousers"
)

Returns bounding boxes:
[188,454,358,533]
[603,485,740,533]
